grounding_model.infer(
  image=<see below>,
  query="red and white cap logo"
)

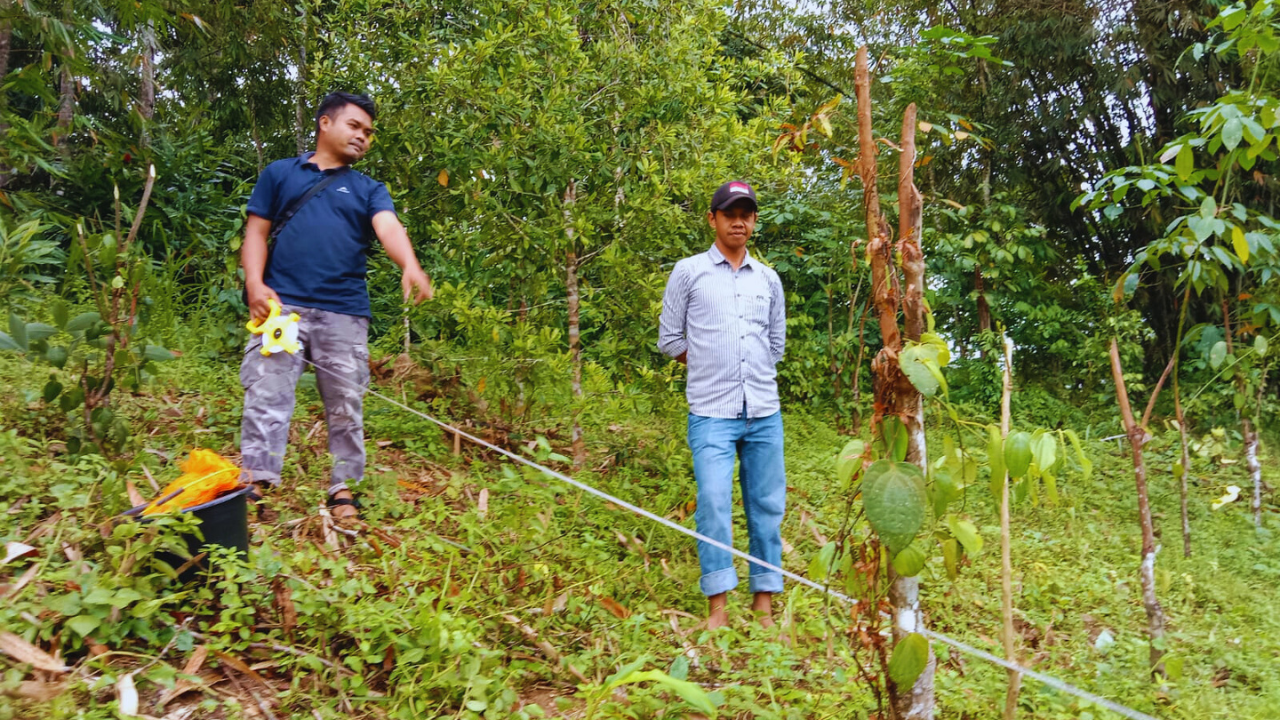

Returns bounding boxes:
[729,182,751,194]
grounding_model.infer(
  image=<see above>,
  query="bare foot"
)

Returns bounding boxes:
[751,592,774,628]
[707,592,729,630]
[330,489,359,519]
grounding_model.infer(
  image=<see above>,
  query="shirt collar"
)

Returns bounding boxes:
[299,151,348,174]
[708,243,755,269]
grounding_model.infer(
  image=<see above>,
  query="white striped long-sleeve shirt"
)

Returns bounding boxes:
[658,244,786,419]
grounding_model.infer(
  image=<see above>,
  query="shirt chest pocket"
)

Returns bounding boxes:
[745,293,770,328]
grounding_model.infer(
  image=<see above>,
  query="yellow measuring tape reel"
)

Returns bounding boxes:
[245,299,303,356]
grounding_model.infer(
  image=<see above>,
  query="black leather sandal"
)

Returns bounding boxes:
[246,481,277,522]
[327,494,362,519]
[245,482,268,504]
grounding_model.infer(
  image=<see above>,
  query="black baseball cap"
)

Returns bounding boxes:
[710,181,758,212]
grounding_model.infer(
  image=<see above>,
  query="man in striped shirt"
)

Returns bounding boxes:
[659,181,787,630]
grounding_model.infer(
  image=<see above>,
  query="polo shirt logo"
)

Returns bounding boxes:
[337,186,351,194]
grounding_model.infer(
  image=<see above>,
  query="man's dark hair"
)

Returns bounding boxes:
[314,92,377,134]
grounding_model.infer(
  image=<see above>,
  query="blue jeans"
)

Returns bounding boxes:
[687,408,786,596]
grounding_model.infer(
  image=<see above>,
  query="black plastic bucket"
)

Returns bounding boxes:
[152,485,251,581]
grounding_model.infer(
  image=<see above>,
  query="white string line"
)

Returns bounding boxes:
[299,357,1160,720]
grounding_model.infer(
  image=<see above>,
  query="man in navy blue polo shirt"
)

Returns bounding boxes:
[239,91,433,519]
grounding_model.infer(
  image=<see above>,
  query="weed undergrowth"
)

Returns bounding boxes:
[1,339,1277,719]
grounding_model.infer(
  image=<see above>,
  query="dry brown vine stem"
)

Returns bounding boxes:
[1107,338,1167,677]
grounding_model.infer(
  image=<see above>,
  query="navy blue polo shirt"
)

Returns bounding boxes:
[246,153,396,318]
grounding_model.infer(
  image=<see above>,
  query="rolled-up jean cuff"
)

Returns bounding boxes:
[327,482,349,497]
[242,470,281,487]
[748,572,783,594]
[700,567,738,596]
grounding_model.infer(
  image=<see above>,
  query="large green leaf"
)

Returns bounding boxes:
[59,386,85,412]
[51,299,68,329]
[1062,430,1093,480]
[899,342,945,397]
[143,345,176,362]
[1031,431,1057,473]
[931,465,959,517]
[66,614,101,637]
[941,539,960,579]
[862,460,928,554]
[1256,334,1269,358]
[888,633,930,688]
[8,314,27,351]
[891,538,930,577]
[945,515,983,556]
[1222,117,1243,150]
[986,425,1005,499]
[1004,431,1032,478]
[25,323,57,343]
[835,439,865,487]
[1175,144,1194,180]
[45,346,69,369]
[1209,340,1227,369]
[808,541,837,582]
[879,416,909,462]
[1043,471,1060,505]
[65,312,101,334]
[0,331,19,352]
[613,670,717,715]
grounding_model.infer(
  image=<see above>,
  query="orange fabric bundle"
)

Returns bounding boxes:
[142,449,242,515]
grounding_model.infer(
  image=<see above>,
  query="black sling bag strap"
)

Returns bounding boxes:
[243,165,350,306]
[268,165,351,242]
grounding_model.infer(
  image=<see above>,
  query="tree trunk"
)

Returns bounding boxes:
[1107,338,1167,676]
[1222,298,1263,529]
[0,0,12,188]
[1173,391,1192,558]
[857,44,934,718]
[564,181,585,468]
[58,66,75,135]
[1172,287,1192,557]
[0,0,10,86]
[999,336,1021,720]
[293,7,309,155]
[976,267,991,334]
[1244,418,1261,528]
[139,21,156,145]
[56,0,74,145]
[248,96,265,173]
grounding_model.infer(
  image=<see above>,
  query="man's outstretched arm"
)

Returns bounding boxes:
[372,210,433,304]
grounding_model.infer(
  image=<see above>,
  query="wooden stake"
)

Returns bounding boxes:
[1000,335,1021,720]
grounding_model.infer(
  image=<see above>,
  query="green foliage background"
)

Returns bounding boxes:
[0,0,1278,717]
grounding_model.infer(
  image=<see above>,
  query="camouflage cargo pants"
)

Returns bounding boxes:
[239,304,369,496]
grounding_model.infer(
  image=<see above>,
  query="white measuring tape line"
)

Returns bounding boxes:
[298,357,1161,720]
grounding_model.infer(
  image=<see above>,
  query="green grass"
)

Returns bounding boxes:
[1,346,1277,719]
